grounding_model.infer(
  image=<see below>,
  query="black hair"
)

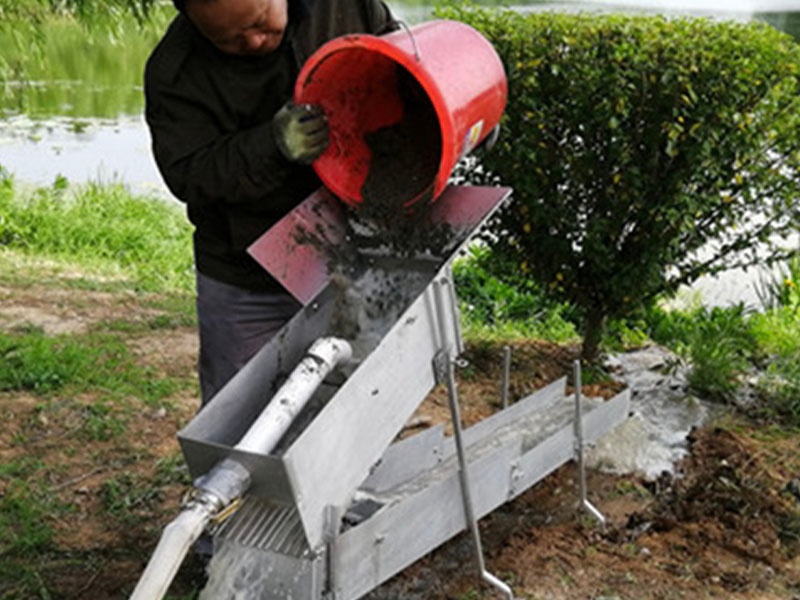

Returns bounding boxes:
[173,0,214,13]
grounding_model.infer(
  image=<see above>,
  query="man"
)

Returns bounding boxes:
[145,0,394,406]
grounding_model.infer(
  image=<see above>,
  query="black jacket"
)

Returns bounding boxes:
[145,0,393,291]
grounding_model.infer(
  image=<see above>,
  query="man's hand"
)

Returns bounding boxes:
[272,102,329,164]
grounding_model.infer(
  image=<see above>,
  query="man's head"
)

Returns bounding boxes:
[176,0,289,56]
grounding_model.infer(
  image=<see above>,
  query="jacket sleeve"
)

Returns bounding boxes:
[144,64,293,208]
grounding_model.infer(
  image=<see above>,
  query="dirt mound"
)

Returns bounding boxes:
[626,426,800,576]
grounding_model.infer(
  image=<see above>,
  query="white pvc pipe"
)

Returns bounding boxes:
[129,336,352,600]
[236,336,352,454]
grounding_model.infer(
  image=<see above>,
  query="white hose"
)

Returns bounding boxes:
[129,502,214,600]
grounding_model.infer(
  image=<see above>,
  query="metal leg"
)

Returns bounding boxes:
[433,278,515,600]
[501,345,511,409]
[324,505,342,600]
[573,360,606,525]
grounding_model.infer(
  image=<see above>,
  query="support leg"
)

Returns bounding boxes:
[573,360,606,526]
[434,278,514,600]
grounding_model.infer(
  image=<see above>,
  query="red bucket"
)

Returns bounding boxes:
[294,20,507,208]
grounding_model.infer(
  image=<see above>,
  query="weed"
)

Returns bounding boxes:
[578,362,615,385]
[686,305,756,401]
[148,313,193,330]
[603,318,650,352]
[750,306,800,360]
[0,331,98,392]
[0,480,55,557]
[614,479,651,498]
[752,360,800,425]
[155,451,192,487]
[642,304,757,402]
[755,254,800,311]
[81,401,127,441]
[0,457,45,479]
[144,294,197,327]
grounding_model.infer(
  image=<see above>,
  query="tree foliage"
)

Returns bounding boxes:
[0,0,156,24]
[438,5,800,359]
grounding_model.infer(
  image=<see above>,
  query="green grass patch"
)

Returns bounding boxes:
[626,297,800,426]
[98,311,196,333]
[749,306,800,360]
[0,329,189,407]
[0,459,74,597]
[0,168,194,293]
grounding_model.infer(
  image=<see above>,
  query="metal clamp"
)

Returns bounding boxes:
[210,496,241,525]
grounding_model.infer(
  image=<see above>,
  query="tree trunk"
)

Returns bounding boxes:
[581,310,606,362]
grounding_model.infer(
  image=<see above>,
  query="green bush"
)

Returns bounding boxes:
[453,246,578,342]
[437,5,800,360]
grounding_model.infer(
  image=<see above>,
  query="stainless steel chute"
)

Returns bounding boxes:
[133,184,629,599]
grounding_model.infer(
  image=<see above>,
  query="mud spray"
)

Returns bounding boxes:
[201,67,452,598]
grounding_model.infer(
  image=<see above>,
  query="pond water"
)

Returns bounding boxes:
[1,1,797,306]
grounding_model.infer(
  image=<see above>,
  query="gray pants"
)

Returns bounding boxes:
[196,272,300,406]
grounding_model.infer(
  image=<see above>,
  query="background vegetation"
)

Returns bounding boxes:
[0,168,194,292]
[440,5,800,360]
[0,0,172,117]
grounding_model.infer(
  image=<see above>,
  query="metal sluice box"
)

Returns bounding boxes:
[177,185,630,599]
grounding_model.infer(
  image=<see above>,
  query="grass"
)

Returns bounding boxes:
[0,168,194,293]
[605,292,800,425]
[448,243,800,425]
[0,169,200,598]
[0,159,798,597]
[0,329,188,405]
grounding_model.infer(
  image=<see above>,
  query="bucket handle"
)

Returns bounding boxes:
[392,20,421,62]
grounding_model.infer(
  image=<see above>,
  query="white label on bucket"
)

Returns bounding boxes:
[462,120,484,157]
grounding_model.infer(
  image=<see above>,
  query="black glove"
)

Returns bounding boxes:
[272,102,329,164]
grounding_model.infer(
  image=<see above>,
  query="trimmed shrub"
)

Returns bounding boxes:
[438,5,800,359]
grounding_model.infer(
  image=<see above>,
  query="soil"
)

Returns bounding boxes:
[350,66,450,258]
[2,273,800,599]
[360,66,441,213]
